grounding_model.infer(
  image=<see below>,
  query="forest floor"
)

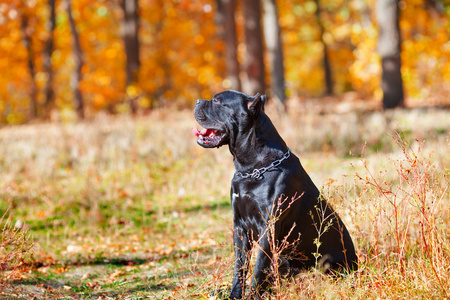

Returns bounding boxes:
[1,98,449,299]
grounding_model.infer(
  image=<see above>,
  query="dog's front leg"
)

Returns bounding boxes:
[248,237,272,299]
[229,227,250,299]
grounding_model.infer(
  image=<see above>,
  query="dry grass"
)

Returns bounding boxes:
[276,132,450,300]
[0,104,449,299]
[0,206,34,285]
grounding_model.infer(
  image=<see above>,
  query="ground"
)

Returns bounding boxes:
[1,98,449,299]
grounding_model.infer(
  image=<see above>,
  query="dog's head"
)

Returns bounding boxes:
[192,90,266,148]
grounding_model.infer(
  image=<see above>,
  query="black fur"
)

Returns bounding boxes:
[193,90,357,299]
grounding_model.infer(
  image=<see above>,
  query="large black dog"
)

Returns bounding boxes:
[192,90,357,299]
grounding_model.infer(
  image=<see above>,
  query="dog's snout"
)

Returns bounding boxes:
[194,100,201,112]
[193,100,206,122]
[195,99,207,106]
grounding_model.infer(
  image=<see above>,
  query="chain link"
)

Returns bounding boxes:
[236,148,291,180]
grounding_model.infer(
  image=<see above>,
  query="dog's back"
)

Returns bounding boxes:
[249,111,357,272]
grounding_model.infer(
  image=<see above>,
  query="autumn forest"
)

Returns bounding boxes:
[0,0,449,123]
[2,1,450,298]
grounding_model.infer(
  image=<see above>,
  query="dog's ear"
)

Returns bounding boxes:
[247,93,265,116]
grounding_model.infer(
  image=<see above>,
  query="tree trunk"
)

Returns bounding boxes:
[20,15,38,120]
[152,2,171,106]
[43,0,56,116]
[65,0,84,119]
[243,0,265,95]
[376,0,404,109]
[122,0,140,86]
[122,0,140,114]
[217,0,242,91]
[314,0,333,95]
[262,0,286,109]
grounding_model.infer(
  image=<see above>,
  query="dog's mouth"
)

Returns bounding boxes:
[191,127,227,148]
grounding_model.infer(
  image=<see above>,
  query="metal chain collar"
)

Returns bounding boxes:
[236,148,291,180]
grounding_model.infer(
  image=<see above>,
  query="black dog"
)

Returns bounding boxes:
[192,90,357,299]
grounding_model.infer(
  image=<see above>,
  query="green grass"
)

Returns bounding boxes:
[1,105,449,299]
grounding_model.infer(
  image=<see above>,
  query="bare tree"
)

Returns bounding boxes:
[262,0,285,109]
[376,0,404,109]
[216,0,242,91]
[42,0,56,115]
[122,0,141,114]
[122,0,140,86]
[424,0,444,13]
[314,0,333,95]
[243,0,266,95]
[20,14,38,119]
[65,0,84,118]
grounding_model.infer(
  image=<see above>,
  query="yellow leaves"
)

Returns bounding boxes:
[323,32,334,45]
[285,31,298,44]
[118,189,128,199]
[332,23,351,41]
[194,35,205,45]
[304,1,317,14]
[166,6,177,18]
[0,0,448,121]
[98,75,111,87]
[96,5,108,18]
[85,281,101,289]
[280,13,296,27]
[105,47,119,60]
[351,23,362,36]
[36,210,46,218]
[138,96,151,108]
[54,266,70,274]
[126,85,139,97]
[197,66,215,85]
[155,244,174,256]
[92,94,105,107]
[108,269,126,279]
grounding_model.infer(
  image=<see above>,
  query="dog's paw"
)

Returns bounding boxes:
[226,293,243,300]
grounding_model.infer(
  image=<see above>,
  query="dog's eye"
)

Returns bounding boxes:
[213,98,220,104]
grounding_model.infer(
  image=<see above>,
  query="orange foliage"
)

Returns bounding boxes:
[0,0,448,123]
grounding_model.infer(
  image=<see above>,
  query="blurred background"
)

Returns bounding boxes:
[1,1,450,297]
[0,0,449,123]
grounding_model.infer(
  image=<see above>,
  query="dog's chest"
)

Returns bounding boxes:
[231,184,270,233]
